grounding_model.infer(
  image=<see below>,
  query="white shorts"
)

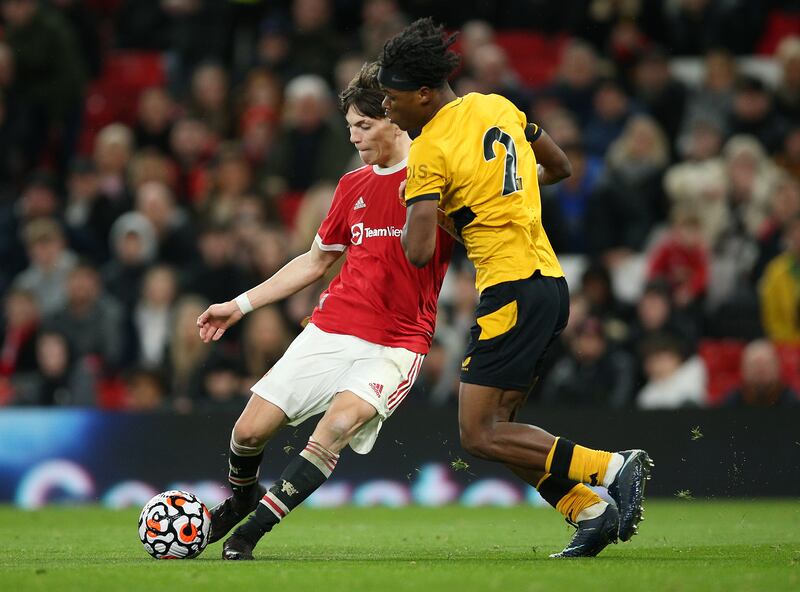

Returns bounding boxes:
[251,323,424,454]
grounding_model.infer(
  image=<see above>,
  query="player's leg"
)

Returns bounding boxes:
[478,387,617,557]
[223,391,377,560]
[208,395,288,543]
[459,273,650,545]
[499,394,609,528]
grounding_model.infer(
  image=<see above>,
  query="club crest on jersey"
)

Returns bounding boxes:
[369,382,384,398]
[354,196,366,210]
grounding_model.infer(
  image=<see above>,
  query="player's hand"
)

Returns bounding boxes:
[398,179,407,207]
[197,301,243,343]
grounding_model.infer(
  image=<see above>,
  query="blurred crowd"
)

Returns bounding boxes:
[1,0,800,412]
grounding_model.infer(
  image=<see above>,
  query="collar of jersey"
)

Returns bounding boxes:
[421,95,466,134]
[373,158,407,175]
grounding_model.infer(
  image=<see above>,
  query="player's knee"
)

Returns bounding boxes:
[459,426,492,460]
[232,420,268,449]
[319,411,364,443]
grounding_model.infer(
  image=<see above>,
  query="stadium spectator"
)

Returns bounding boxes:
[134,87,177,155]
[129,265,178,370]
[11,328,95,406]
[547,39,601,127]
[182,222,248,306]
[168,295,211,408]
[1,0,87,171]
[583,78,633,158]
[540,137,603,254]
[646,205,709,314]
[625,280,697,383]
[50,0,102,79]
[123,368,167,411]
[44,262,124,371]
[636,333,706,409]
[359,0,408,60]
[284,0,346,85]
[239,305,293,387]
[775,36,800,124]
[664,120,727,247]
[727,75,787,155]
[102,212,157,313]
[589,114,670,261]
[195,353,248,411]
[723,340,800,407]
[198,143,254,226]
[0,288,40,379]
[539,316,636,408]
[189,62,235,140]
[261,75,352,201]
[456,43,531,111]
[134,181,198,266]
[630,48,688,156]
[759,214,800,343]
[128,148,176,192]
[168,116,215,205]
[13,218,77,316]
[774,126,800,181]
[752,174,800,282]
[63,157,119,264]
[0,41,35,197]
[679,49,738,141]
[93,123,134,206]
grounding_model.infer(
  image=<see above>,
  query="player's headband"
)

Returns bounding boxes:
[377,65,422,91]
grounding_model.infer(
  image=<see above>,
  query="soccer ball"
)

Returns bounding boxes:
[138,490,211,559]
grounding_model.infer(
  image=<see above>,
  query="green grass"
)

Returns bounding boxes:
[0,501,798,591]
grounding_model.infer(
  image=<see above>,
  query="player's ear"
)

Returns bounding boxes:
[418,86,432,105]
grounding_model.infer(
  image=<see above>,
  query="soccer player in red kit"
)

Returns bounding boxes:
[195,63,454,560]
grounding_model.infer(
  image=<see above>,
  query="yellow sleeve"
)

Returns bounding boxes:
[405,138,446,206]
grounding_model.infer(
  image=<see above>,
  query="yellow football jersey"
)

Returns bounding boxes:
[405,93,563,293]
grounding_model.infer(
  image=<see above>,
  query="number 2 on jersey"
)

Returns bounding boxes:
[482,126,522,197]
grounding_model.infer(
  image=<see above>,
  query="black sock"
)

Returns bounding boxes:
[236,437,339,545]
[228,435,265,497]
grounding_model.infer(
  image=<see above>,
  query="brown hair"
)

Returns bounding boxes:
[339,62,385,119]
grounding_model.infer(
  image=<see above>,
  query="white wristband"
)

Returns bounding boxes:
[234,293,253,315]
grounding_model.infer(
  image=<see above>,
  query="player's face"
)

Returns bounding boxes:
[381,87,424,131]
[345,107,398,167]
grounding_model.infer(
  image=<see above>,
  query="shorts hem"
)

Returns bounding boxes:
[460,377,531,392]
[251,388,296,423]
[336,386,388,420]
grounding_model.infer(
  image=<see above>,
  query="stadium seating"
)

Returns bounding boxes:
[78,51,166,154]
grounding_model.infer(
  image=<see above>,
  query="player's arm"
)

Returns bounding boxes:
[402,195,439,268]
[197,242,342,342]
[525,123,572,186]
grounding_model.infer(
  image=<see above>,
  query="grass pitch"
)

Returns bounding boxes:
[0,500,797,592]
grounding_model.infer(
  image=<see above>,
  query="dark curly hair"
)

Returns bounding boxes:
[379,17,461,88]
[339,62,385,119]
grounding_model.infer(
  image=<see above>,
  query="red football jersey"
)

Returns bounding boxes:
[310,160,454,354]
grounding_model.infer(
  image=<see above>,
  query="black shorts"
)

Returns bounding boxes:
[460,272,569,391]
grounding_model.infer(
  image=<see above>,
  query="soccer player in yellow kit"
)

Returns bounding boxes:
[379,18,652,557]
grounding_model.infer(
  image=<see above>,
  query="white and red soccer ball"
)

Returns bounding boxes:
[138,490,211,559]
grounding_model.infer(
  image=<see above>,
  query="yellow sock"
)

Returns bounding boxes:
[545,437,613,486]
[536,474,604,523]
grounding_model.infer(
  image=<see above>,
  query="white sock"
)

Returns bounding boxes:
[601,453,625,488]
[576,500,608,522]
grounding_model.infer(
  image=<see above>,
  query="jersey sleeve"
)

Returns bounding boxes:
[315,182,349,252]
[405,139,446,206]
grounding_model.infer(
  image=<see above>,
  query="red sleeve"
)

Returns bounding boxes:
[647,241,670,279]
[688,246,709,297]
[315,183,349,252]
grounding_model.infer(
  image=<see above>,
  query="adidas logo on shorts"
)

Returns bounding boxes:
[369,382,383,397]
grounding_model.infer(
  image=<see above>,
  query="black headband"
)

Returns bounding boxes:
[377,65,422,91]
